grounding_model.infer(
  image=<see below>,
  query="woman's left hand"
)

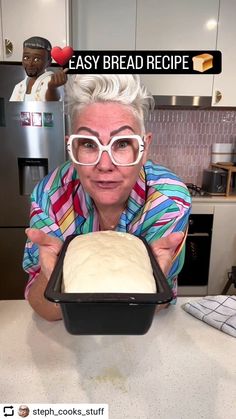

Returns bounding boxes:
[150,231,184,276]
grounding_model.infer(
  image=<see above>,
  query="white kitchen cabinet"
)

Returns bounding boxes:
[72,0,136,50]
[208,203,236,294]
[0,0,70,61]
[0,7,3,61]
[212,0,236,106]
[136,0,219,97]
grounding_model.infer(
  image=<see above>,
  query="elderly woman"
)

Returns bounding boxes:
[23,74,191,321]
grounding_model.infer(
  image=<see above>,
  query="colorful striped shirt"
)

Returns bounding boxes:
[23,159,191,299]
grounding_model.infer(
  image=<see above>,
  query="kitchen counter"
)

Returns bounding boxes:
[0,298,235,419]
[192,194,236,203]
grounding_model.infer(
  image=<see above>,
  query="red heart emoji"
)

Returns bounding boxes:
[51,46,74,66]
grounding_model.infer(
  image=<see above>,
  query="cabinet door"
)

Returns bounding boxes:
[208,204,236,294]
[72,0,136,50]
[1,0,70,61]
[136,0,219,96]
[0,7,3,60]
[0,228,28,299]
[212,0,236,106]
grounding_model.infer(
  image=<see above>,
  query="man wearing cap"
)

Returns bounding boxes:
[9,36,67,101]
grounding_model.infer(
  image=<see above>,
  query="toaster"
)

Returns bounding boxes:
[202,168,227,194]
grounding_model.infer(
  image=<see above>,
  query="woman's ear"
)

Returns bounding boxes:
[142,132,153,163]
[145,132,153,148]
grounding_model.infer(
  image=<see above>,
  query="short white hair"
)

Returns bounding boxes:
[65,74,154,133]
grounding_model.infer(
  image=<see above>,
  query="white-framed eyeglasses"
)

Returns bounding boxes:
[67,134,145,166]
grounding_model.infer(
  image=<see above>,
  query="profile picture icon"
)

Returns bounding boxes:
[18,405,30,417]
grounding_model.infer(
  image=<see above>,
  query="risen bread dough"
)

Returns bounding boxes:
[62,231,156,293]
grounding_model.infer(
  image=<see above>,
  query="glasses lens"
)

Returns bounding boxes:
[72,137,99,164]
[111,137,141,164]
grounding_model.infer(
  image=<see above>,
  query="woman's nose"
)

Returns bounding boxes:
[97,150,115,171]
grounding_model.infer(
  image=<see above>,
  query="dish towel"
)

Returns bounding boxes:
[182,295,236,338]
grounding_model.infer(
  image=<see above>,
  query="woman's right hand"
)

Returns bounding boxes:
[25,228,63,280]
[150,231,184,277]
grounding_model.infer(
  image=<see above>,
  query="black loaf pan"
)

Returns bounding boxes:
[45,234,173,335]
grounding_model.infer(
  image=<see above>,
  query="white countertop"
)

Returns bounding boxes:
[192,195,236,203]
[0,298,235,419]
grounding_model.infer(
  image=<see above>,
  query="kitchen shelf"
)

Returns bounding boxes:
[211,163,236,196]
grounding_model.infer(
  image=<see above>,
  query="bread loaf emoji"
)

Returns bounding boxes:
[192,54,213,72]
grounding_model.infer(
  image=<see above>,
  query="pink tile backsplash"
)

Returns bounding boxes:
[146,109,236,186]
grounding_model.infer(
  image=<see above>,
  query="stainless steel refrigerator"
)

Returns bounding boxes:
[0,64,66,299]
